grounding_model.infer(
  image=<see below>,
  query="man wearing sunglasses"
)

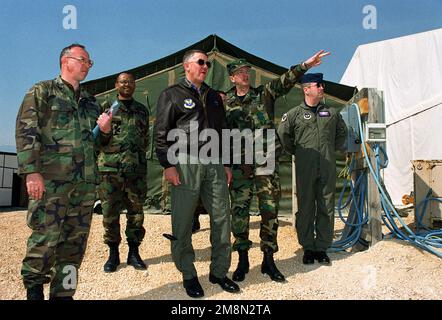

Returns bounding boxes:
[277,73,347,266]
[190,89,228,234]
[225,50,330,283]
[97,72,149,273]
[154,50,239,298]
[16,43,112,300]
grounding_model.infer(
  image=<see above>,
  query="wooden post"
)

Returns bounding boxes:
[292,155,298,226]
[366,88,385,245]
[347,88,384,247]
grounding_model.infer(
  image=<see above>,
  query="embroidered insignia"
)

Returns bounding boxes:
[304,112,312,120]
[183,99,195,109]
[319,111,331,117]
[281,114,288,122]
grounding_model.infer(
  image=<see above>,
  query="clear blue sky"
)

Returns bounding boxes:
[1,0,441,149]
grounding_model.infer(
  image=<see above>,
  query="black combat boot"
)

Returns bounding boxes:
[104,243,120,273]
[302,249,315,264]
[261,251,285,282]
[232,250,249,282]
[315,251,331,265]
[127,242,147,270]
[192,213,201,233]
[183,276,204,298]
[27,284,44,300]
[49,296,74,300]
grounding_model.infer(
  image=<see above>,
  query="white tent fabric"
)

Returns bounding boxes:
[340,29,442,205]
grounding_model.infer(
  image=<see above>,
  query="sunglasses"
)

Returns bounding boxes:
[191,59,211,68]
[234,69,250,75]
[310,82,325,88]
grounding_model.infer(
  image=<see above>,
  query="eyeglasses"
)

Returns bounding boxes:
[190,59,211,68]
[67,56,94,68]
[117,80,135,85]
[307,82,325,89]
[234,69,250,75]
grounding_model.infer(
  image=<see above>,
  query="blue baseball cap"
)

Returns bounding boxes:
[300,73,324,84]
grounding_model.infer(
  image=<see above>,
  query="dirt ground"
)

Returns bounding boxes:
[0,209,441,300]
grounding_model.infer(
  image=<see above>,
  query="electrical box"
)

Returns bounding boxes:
[340,104,361,153]
[412,160,442,229]
[365,123,387,142]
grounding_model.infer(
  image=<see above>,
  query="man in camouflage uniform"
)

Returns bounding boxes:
[277,73,347,265]
[97,72,149,272]
[226,50,330,282]
[15,44,112,300]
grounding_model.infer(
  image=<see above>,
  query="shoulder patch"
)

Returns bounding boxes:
[281,113,288,122]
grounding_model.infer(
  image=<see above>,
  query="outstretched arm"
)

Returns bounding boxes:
[302,50,331,70]
[265,50,331,102]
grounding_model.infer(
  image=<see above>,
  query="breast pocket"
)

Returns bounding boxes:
[319,115,336,142]
[134,116,148,137]
[50,102,74,130]
[41,144,74,175]
[230,108,252,130]
[295,118,316,147]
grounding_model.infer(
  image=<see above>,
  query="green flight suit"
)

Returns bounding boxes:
[277,102,347,251]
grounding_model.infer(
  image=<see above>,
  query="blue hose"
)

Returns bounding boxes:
[331,156,368,252]
[352,103,442,258]
[330,103,442,257]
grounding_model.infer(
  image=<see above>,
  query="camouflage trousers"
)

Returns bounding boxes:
[98,173,147,245]
[230,164,281,253]
[21,179,96,298]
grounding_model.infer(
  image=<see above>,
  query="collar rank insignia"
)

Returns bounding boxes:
[184,99,195,109]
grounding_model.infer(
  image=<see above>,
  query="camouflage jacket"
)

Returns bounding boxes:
[225,64,306,131]
[97,97,149,174]
[225,64,306,169]
[15,75,111,183]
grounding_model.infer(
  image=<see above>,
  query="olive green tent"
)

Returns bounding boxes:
[83,34,356,215]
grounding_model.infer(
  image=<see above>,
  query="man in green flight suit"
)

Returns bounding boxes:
[16,44,112,300]
[225,50,330,282]
[97,72,149,273]
[277,73,347,265]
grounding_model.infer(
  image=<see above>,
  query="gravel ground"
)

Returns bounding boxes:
[0,209,441,300]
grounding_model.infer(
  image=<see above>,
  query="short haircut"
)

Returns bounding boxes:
[116,72,135,82]
[182,49,207,63]
[59,43,86,69]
